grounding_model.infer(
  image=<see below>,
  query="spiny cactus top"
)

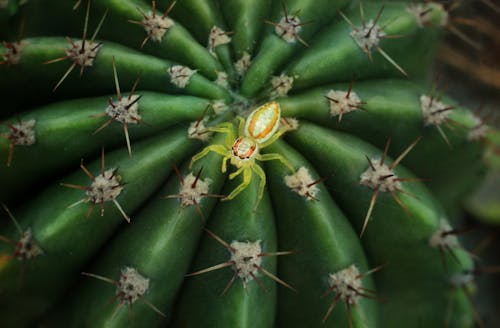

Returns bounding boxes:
[0,0,490,327]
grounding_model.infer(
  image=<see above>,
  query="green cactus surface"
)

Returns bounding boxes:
[0,0,490,327]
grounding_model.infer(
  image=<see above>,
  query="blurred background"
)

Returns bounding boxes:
[435,1,500,326]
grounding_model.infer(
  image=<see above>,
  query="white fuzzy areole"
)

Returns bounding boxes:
[234,52,251,76]
[429,219,459,249]
[86,169,123,203]
[177,172,212,207]
[274,15,302,43]
[168,65,196,88]
[467,116,488,141]
[6,119,36,146]
[270,73,294,98]
[105,95,141,124]
[230,240,262,283]
[284,167,319,200]
[327,265,363,304]
[406,4,427,27]
[351,20,385,53]
[65,39,101,68]
[406,3,448,27]
[208,26,231,54]
[360,160,401,192]
[450,271,474,288]
[116,267,149,303]
[215,71,229,88]
[141,13,174,42]
[188,118,212,141]
[326,89,362,117]
[279,117,299,132]
[211,100,228,115]
[15,229,43,260]
[420,94,452,126]
[1,41,24,65]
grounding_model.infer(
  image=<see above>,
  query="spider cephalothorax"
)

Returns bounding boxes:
[231,137,258,163]
[190,101,293,208]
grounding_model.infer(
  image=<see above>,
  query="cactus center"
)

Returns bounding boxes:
[360,160,401,192]
[229,240,262,284]
[327,265,363,304]
[86,169,123,203]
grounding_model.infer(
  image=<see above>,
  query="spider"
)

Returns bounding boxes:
[190,101,294,208]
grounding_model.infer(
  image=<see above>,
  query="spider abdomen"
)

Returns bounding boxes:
[244,101,281,142]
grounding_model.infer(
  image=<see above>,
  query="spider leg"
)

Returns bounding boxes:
[221,154,230,173]
[208,122,233,134]
[190,145,228,170]
[256,152,294,172]
[259,129,286,148]
[224,167,251,201]
[252,163,266,210]
[209,122,235,146]
[229,166,245,180]
[236,116,246,136]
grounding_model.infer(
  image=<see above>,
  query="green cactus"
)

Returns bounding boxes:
[0,0,491,327]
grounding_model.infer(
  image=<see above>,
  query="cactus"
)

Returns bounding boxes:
[0,0,491,327]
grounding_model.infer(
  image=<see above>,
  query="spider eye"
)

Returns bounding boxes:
[244,101,281,143]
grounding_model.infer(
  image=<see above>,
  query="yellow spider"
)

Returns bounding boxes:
[190,101,294,207]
